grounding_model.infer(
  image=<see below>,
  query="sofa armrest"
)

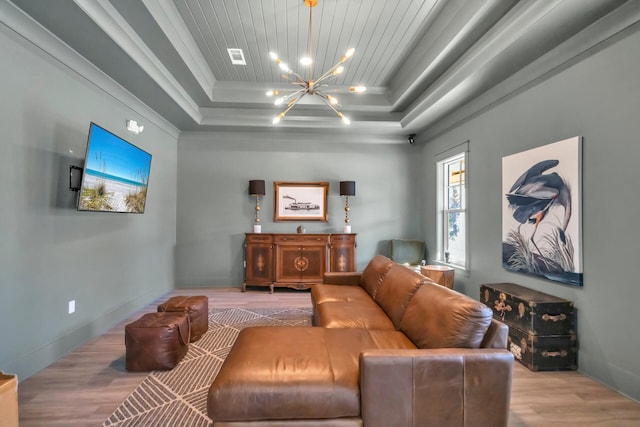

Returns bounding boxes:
[360,348,513,427]
[481,318,509,349]
[323,272,362,286]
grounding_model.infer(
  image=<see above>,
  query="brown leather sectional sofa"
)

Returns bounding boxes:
[208,255,514,427]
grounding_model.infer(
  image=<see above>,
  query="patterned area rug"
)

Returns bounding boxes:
[102,307,312,427]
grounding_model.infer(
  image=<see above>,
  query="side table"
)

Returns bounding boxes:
[420,265,455,289]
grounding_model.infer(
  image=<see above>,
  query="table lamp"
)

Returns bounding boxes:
[249,180,265,232]
[339,181,356,233]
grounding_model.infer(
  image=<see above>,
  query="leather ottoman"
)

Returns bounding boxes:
[158,295,208,342]
[125,312,190,371]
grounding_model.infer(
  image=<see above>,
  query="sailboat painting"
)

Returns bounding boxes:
[502,137,583,286]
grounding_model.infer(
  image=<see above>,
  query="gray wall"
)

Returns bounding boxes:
[176,131,424,286]
[421,27,640,401]
[0,24,178,379]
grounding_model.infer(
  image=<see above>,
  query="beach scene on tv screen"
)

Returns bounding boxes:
[79,124,151,213]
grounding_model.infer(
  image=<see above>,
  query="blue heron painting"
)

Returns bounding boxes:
[502,137,583,286]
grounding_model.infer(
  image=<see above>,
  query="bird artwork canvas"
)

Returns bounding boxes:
[502,137,583,286]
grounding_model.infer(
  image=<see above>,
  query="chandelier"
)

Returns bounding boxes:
[267,0,366,125]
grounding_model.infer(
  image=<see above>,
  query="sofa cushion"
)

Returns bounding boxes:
[399,282,493,349]
[314,299,395,330]
[374,264,428,329]
[359,255,394,298]
[207,327,415,422]
[311,284,370,305]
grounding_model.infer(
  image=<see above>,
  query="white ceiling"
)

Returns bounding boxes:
[6,0,639,142]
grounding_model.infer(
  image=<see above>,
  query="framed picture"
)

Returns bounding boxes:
[502,136,583,286]
[274,181,329,222]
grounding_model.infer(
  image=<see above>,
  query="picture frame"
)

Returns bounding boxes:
[274,181,329,222]
[501,136,583,286]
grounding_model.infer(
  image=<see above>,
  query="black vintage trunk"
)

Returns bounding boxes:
[480,282,576,335]
[507,325,577,371]
[481,282,578,371]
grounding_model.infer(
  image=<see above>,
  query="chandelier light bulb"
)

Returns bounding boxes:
[342,116,351,125]
[273,112,285,125]
[279,62,289,72]
[274,97,285,106]
[266,90,279,96]
[328,95,338,105]
[300,57,312,66]
[333,66,344,75]
[269,51,278,60]
[345,48,355,58]
[349,85,366,93]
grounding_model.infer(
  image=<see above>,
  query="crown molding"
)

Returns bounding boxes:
[390,0,518,110]
[401,0,634,132]
[179,128,408,145]
[410,1,640,138]
[418,0,640,140]
[73,0,202,124]
[0,0,180,138]
[400,0,566,129]
[142,0,216,101]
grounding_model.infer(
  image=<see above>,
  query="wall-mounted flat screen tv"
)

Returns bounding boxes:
[78,122,152,213]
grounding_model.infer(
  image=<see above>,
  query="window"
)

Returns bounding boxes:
[436,150,468,269]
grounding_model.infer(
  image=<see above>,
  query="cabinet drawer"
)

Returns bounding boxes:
[330,234,356,243]
[246,234,273,243]
[274,234,327,243]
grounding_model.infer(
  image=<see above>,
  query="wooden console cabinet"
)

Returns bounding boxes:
[243,233,356,293]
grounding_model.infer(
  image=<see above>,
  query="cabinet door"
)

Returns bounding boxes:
[274,235,328,286]
[245,234,273,285]
[299,241,326,283]
[329,234,356,272]
[275,243,305,283]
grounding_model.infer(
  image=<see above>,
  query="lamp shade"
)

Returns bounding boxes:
[249,180,265,196]
[339,181,356,196]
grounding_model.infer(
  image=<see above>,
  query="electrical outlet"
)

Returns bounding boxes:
[68,300,76,314]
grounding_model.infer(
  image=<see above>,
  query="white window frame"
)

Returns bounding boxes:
[435,143,469,270]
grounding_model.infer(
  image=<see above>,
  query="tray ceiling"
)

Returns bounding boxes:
[5,0,638,141]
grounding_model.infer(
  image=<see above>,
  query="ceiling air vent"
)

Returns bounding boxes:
[227,48,246,65]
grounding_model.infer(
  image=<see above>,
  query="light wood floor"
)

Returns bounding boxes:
[17,287,640,427]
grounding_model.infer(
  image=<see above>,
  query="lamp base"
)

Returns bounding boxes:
[253,224,262,233]
[343,225,351,233]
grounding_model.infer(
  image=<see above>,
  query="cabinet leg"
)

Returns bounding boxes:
[241,283,246,292]
[269,284,275,294]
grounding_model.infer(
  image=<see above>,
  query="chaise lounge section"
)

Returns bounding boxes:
[207,255,513,426]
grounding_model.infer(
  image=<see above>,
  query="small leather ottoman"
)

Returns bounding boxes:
[125,312,190,371]
[158,295,208,342]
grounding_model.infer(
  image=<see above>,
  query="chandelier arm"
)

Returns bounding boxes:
[278,87,305,95]
[278,66,307,83]
[282,93,305,116]
[315,91,342,107]
[287,70,308,83]
[284,88,306,102]
[318,96,344,118]
[313,72,339,88]
[313,60,347,86]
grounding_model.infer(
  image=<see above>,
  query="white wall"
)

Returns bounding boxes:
[421,26,640,402]
[0,23,178,379]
